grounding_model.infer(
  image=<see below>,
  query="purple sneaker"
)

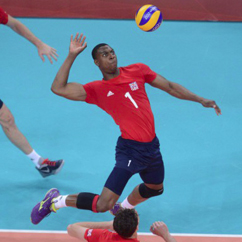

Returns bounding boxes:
[109,202,123,216]
[31,188,60,225]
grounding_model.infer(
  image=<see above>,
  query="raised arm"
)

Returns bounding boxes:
[67,221,113,241]
[150,74,221,115]
[51,33,87,101]
[150,221,177,242]
[6,15,58,63]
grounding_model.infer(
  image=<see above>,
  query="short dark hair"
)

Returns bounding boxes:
[91,43,108,60]
[113,209,138,238]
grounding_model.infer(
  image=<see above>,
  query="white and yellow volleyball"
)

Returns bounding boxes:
[135,4,163,32]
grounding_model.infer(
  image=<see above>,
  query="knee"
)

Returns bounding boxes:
[139,183,164,199]
[67,224,77,237]
[96,197,116,213]
[6,115,15,127]
[67,224,72,235]
[0,112,15,129]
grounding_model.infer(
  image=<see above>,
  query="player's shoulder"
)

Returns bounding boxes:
[122,63,147,69]
[0,6,6,14]
[120,63,152,78]
[98,229,117,241]
[121,63,150,72]
[85,80,103,87]
[0,6,9,25]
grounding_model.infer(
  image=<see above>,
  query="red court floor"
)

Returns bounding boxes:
[1,232,242,242]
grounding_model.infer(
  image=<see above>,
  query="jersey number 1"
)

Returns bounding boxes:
[125,92,138,109]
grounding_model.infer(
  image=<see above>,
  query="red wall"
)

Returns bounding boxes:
[0,0,241,21]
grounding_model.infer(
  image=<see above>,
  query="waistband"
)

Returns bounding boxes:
[118,135,158,146]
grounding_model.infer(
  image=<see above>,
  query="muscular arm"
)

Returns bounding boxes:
[51,33,87,101]
[67,221,113,241]
[51,53,87,101]
[6,15,57,63]
[150,74,221,115]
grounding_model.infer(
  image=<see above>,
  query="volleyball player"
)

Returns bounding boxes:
[68,209,177,242]
[0,6,64,177]
[31,33,220,223]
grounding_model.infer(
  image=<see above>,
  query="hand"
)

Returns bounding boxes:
[69,33,87,56]
[150,221,177,242]
[150,221,169,238]
[200,99,222,116]
[38,42,58,64]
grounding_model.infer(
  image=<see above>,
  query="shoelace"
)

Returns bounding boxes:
[42,159,56,166]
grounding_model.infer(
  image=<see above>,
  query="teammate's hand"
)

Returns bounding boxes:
[69,33,87,56]
[150,221,177,242]
[150,221,169,238]
[38,42,58,64]
[201,99,222,116]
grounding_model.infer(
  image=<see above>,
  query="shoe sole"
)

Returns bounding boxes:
[44,188,59,198]
[39,160,65,178]
[30,188,59,225]
[54,159,65,175]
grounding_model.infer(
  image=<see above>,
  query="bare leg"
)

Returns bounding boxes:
[127,183,163,206]
[96,187,119,212]
[66,194,79,207]
[0,104,33,154]
[65,187,119,213]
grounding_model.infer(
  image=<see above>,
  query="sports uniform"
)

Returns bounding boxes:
[30,52,166,224]
[83,63,164,195]
[0,7,8,109]
[84,229,139,242]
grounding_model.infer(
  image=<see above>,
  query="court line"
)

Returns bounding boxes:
[0,229,242,237]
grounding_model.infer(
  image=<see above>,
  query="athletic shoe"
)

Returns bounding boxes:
[109,202,123,216]
[31,188,59,225]
[36,158,64,178]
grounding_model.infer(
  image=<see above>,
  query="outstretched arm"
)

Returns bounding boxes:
[67,221,113,241]
[6,15,58,63]
[150,74,221,115]
[51,33,87,101]
[150,221,177,242]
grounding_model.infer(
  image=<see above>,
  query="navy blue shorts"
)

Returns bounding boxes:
[104,136,165,195]
[0,99,3,109]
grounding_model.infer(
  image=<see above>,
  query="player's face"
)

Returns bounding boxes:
[95,45,118,73]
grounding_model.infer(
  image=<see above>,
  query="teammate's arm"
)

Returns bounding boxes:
[150,221,177,242]
[150,74,221,115]
[51,33,87,101]
[6,15,58,63]
[67,221,113,241]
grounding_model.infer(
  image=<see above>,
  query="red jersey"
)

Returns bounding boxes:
[0,7,8,25]
[83,63,157,142]
[85,229,140,242]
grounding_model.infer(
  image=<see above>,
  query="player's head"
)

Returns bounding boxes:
[92,43,108,60]
[113,209,139,238]
[92,43,118,74]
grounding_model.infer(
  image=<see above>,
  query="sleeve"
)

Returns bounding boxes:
[0,7,8,25]
[138,63,157,83]
[83,81,99,105]
[84,229,107,242]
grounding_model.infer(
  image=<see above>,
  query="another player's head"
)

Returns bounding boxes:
[113,209,139,238]
[92,43,118,74]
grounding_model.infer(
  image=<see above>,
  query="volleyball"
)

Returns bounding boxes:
[135,5,162,32]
